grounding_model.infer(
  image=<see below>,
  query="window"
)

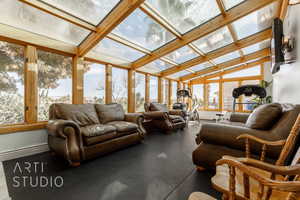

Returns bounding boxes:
[242,39,271,55]
[223,66,261,78]
[163,79,169,104]
[84,62,105,104]
[167,70,190,79]
[171,81,178,104]
[213,51,240,64]
[37,50,72,121]
[0,41,25,125]
[192,84,204,109]
[112,67,128,112]
[149,76,158,102]
[165,46,198,64]
[135,73,145,112]
[140,59,174,74]
[190,62,212,72]
[223,82,239,111]
[223,0,246,10]
[207,83,219,109]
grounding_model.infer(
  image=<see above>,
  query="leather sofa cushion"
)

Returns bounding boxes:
[95,104,125,124]
[106,121,138,134]
[169,115,184,123]
[52,104,100,126]
[150,103,169,112]
[246,103,282,130]
[81,124,116,137]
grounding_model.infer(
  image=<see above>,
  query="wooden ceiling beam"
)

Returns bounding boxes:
[162,29,271,76]
[278,0,289,20]
[132,0,278,69]
[78,0,145,57]
[181,48,270,81]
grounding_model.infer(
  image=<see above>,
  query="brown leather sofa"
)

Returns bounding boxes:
[47,103,145,166]
[193,103,300,169]
[143,102,186,132]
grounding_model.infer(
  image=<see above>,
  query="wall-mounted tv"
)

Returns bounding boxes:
[271,18,285,74]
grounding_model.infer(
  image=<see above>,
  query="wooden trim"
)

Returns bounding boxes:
[0,122,47,135]
[72,56,84,104]
[78,0,145,56]
[24,45,38,123]
[238,81,243,112]
[158,77,163,103]
[145,74,150,103]
[219,76,223,111]
[203,84,208,110]
[132,0,277,69]
[105,65,113,104]
[127,69,135,112]
[193,75,263,85]
[162,29,272,76]
[278,0,289,20]
[168,80,172,108]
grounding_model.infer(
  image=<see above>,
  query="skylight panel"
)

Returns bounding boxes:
[223,66,261,78]
[41,0,120,25]
[193,27,233,53]
[242,39,271,55]
[168,70,190,79]
[91,38,145,62]
[190,62,212,71]
[232,2,279,39]
[213,51,240,64]
[139,60,174,73]
[223,0,246,10]
[164,46,198,64]
[0,0,90,45]
[112,8,176,51]
[146,0,221,34]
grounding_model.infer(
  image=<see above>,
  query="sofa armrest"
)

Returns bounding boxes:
[230,113,250,123]
[143,111,168,120]
[169,110,185,117]
[47,120,81,138]
[125,113,146,135]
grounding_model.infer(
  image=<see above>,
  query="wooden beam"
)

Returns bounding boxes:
[168,80,172,108]
[24,45,38,123]
[219,76,223,111]
[181,48,271,81]
[278,0,289,20]
[162,29,272,76]
[105,65,113,104]
[145,74,150,103]
[72,56,84,104]
[132,0,278,69]
[238,81,243,111]
[158,77,163,103]
[78,0,145,57]
[203,84,208,110]
[128,69,136,112]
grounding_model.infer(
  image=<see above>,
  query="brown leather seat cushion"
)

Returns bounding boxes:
[169,115,184,123]
[150,103,169,112]
[95,104,125,124]
[106,121,138,135]
[246,103,282,130]
[81,124,117,146]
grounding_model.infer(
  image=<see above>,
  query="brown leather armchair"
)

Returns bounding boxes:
[144,102,186,132]
[47,103,145,166]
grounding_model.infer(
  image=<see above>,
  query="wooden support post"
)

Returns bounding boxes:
[24,45,38,123]
[204,83,209,110]
[158,77,163,103]
[72,56,84,104]
[260,63,265,80]
[145,74,150,103]
[168,80,172,108]
[238,81,243,112]
[128,69,135,113]
[188,82,193,110]
[105,64,113,104]
[219,76,223,111]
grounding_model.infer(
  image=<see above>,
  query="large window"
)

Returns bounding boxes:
[192,84,204,109]
[37,50,72,121]
[171,81,178,104]
[112,67,128,112]
[223,82,239,111]
[149,76,158,102]
[135,73,145,112]
[207,83,219,109]
[0,41,24,125]
[84,62,105,104]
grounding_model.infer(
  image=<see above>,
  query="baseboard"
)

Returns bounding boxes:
[0,143,49,162]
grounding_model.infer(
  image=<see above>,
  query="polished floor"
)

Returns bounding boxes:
[2,123,221,200]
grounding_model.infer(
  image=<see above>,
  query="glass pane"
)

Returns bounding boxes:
[213,51,240,64]
[232,2,279,39]
[223,0,246,10]
[0,0,90,45]
[112,8,176,50]
[171,81,178,104]
[242,39,271,55]
[149,76,158,102]
[135,73,145,112]
[190,62,212,71]
[112,67,128,112]
[241,80,260,111]
[42,0,120,25]
[223,66,261,78]
[208,83,219,109]
[165,46,198,64]
[193,27,233,53]
[192,84,204,109]
[139,59,174,73]
[167,70,190,79]
[92,38,145,63]
[163,79,169,104]
[223,81,238,111]
[38,50,72,121]
[84,62,105,104]
[147,0,221,33]
[0,41,24,125]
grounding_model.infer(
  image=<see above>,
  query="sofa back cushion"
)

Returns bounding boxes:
[95,103,125,124]
[150,103,169,112]
[50,104,100,126]
[246,103,282,130]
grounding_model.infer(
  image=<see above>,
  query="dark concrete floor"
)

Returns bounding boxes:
[3,123,221,200]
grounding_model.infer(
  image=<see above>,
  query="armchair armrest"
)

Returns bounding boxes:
[237,134,286,146]
[230,113,250,123]
[143,111,168,120]
[125,113,146,136]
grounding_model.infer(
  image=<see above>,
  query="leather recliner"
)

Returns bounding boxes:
[47,103,145,166]
[143,102,186,132]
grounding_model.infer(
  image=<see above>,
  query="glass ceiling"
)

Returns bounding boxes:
[223,65,260,78]
[242,39,271,55]
[112,8,176,51]
[190,62,212,72]
[223,0,246,10]
[167,70,190,79]
[41,0,120,25]
[164,45,198,64]
[146,0,221,34]
[213,51,241,64]
[0,0,90,45]
[139,59,174,74]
